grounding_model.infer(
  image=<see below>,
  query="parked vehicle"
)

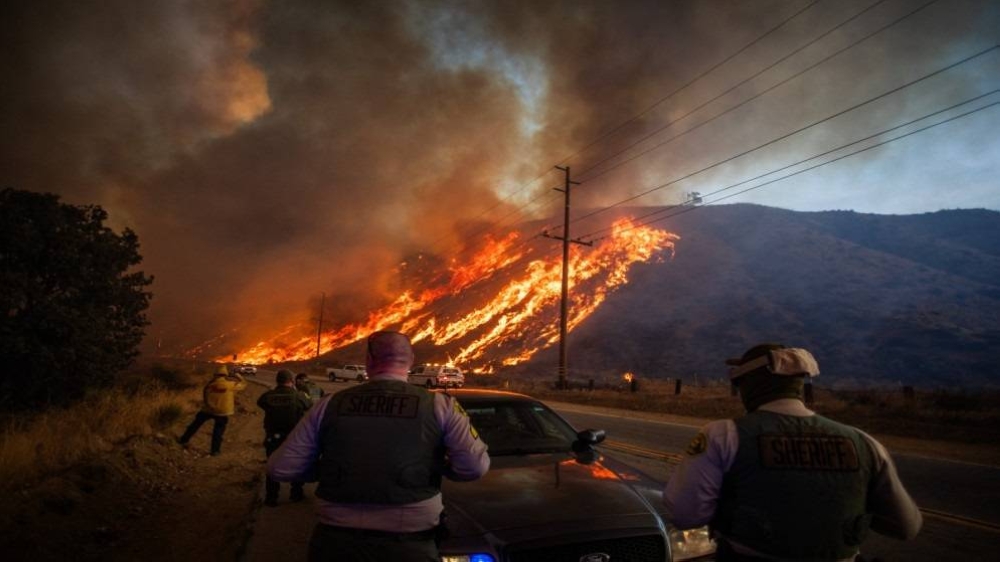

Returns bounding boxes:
[408,364,464,388]
[438,389,716,562]
[232,364,257,376]
[326,364,367,382]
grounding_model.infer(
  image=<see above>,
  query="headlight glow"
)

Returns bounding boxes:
[669,526,716,561]
[440,555,496,562]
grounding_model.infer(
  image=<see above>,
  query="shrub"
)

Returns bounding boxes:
[150,364,196,391]
[0,188,153,411]
[0,384,199,488]
[151,402,185,430]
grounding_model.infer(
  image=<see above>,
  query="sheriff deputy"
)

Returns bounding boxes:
[267,331,490,562]
[257,369,311,505]
[663,344,922,562]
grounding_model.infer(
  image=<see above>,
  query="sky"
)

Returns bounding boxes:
[2,0,998,354]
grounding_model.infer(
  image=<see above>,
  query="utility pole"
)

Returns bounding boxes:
[316,292,325,359]
[542,166,591,389]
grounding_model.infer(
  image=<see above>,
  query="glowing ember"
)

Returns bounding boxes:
[219,219,678,367]
[623,372,634,383]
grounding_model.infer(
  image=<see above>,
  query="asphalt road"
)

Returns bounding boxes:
[242,373,1000,561]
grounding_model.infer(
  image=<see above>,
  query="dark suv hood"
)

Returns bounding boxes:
[442,452,665,540]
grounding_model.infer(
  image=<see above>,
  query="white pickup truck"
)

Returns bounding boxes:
[326,364,368,383]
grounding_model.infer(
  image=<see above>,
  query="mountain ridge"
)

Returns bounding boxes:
[515,204,1000,388]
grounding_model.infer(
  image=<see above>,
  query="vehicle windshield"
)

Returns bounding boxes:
[462,399,580,456]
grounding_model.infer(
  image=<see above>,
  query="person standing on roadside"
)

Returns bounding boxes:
[178,364,247,456]
[257,369,311,506]
[268,330,490,562]
[663,343,922,561]
[295,372,325,406]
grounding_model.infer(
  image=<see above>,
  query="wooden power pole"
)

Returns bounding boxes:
[315,292,325,359]
[543,166,591,389]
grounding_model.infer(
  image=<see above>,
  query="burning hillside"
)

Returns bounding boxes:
[211,218,679,369]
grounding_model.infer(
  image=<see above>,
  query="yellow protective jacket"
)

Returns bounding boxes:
[201,374,247,416]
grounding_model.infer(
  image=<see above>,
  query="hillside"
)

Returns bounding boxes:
[302,204,1000,388]
[518,204,1000,388]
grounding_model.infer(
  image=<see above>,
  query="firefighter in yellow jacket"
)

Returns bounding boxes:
[178,364,247,456]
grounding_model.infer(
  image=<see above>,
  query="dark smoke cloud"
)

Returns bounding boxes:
[2,0,995,355]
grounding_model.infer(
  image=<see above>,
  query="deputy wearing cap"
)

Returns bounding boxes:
[663,344,922,561]
[267,331,490,562]
[257,369,311,506]
[295,372,325,406]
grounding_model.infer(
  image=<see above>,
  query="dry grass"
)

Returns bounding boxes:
[470,375,1000,454]
[490,377,746,420]
[0,359,211,489]
[5,367,998,489]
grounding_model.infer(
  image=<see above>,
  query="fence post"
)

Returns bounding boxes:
[675,379,683,395]
[588,379,594,391]
[630,378,639,393]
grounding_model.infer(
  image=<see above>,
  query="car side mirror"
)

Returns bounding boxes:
[576,429,605,446]
[572,429,606,464]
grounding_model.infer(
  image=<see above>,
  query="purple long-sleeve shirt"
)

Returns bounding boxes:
[267,372,490,532]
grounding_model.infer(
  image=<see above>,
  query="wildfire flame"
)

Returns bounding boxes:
[222,218,678,368]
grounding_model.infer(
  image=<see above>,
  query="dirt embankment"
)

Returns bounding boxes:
[0,382,270,562]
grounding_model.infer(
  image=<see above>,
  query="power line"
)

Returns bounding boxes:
[337,3,974,319]
[409,86,1000,329]
[581,89,1000,241]
[581,95,1000,241]
[418,0,830,252]
[574,0,932,183]
[566,43,998,230]
[410,0,893,257]
[405,1,978,328]
[554,0,823,169]
[418,167,560,253]
[461,187,564,244]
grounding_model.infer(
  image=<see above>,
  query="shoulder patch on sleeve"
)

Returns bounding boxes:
[449,398,479,440]
[685,432,708,456]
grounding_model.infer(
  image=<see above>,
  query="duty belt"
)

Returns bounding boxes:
[319,523,437,542]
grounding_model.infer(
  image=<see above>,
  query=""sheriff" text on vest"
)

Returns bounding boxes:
[758,434,860,471]
[338,393,419,418]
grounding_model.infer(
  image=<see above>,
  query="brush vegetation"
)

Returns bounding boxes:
[0,188,154,412]
[0,360,208,489]
[469,374,1000,448]
[5,367,999,491]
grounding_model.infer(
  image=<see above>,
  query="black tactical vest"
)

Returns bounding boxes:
[713,411,875,560]
[315,379,443,504]
[258,386,306,434]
